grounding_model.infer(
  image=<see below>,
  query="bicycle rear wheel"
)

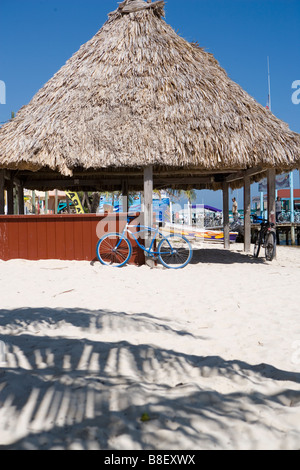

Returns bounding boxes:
[96,233,132,267]
[253,230,261,258]
[158,235,192,269]
[265,231,276,261]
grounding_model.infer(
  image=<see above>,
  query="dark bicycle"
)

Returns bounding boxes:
[252,215,276,261]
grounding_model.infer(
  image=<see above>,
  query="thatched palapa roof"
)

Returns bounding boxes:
[0,0,299,190]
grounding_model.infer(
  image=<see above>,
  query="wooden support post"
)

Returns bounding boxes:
[144,166,154,267]
[7,178,14,215]
[45,191,49,214]
[32,191,36,214]
[83,192,92,213]
[291,225,296,246]
[122,179,129,213]
[267,169,276,225]
[18,184,24,215]
[91,193,100,213]
[244,175,251,252]
[222,181,230,249]
[14,187,18,215]
[0,171,5,215]
[55,189,58,215]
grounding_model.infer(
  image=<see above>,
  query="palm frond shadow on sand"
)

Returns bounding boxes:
[0,307,299,450]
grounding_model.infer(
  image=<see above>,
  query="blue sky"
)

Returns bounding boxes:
[0,0,299,208]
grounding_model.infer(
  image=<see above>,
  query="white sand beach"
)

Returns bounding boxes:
[0,242,299,450]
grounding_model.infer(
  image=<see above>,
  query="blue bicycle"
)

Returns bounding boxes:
[96,216,193,269]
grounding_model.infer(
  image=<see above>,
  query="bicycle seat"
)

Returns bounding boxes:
[127,214,137,223]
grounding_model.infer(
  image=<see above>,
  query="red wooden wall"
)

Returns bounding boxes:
[0,213,145,265]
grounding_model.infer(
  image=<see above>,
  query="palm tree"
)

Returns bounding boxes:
[168,189,196,225]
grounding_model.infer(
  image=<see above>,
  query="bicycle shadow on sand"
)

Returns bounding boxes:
[189,246,266,265]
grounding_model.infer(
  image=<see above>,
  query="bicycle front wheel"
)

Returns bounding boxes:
[253,230,261,258]
[96,233,132,267]
[158,235,192,269]
[265,231,276,261]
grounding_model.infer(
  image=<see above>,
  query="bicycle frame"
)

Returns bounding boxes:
[259,224,269,244]
[252,216,277,261]
[258,223,274,244]
[115,222,172,255]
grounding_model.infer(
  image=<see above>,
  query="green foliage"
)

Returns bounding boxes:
[140,412,151,422]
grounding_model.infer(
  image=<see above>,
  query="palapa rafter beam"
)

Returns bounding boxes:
[225,166,265,183]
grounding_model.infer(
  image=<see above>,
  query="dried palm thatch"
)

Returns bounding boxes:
[0,0,299,182]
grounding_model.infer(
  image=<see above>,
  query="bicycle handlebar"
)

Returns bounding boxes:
[251,215,276,228]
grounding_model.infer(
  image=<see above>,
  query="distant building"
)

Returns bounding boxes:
[252,189,300,214]
[277,189,300,212]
